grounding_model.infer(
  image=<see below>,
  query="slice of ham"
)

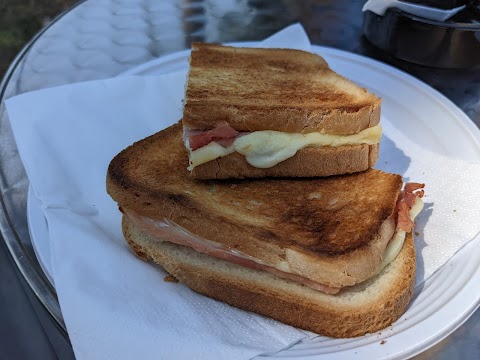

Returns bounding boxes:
[404,192,417,208]
[405,182,425,193]
[395,182,425,232]
[187,122,239,150]
[397,202,414,232]
[124,209,341,294]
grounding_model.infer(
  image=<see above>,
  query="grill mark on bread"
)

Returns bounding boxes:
[186,81,371,110]
[107,134,195,213]
[256,229,281,242]
[279,198,393,255]
[107,148,139,194]
[166,193,188,205]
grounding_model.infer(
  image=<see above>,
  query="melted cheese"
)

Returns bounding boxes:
[188,125,382,170]
[379,197,424,273]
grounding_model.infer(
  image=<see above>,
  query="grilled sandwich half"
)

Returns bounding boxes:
[183,43,382,179]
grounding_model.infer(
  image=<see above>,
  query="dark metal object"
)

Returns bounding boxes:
[406,0,470,9]
[363,6,480,68]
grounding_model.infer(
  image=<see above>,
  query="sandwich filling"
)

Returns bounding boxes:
[124,183,424,295]
[183,122,382,170]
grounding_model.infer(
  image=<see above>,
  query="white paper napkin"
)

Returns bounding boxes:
[379,121,480,283]
[6,24,314,360]
[5,23,480,359]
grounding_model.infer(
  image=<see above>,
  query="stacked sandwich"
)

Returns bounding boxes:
[107,43,425,338]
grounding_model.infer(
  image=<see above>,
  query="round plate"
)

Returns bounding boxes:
[27,44,480,359]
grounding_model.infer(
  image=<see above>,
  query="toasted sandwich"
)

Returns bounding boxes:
[182,43,382,179]
[106,122,424,338]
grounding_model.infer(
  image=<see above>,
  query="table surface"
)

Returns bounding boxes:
[1,0,479,359]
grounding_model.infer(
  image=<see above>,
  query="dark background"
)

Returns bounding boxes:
[0,0,77,76]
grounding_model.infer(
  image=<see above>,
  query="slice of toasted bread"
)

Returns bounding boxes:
[107,122,402,288]
[191,143,379,179]
[183,43,381,134]
[122,215,415,338]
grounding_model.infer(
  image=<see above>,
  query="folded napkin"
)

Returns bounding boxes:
[5,23,480,359]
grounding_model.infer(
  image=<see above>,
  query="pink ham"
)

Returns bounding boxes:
[125,210,341,294]
[397,202,414,232]
[395,182,425,232]
[187,122,239,150]
[405,182,425,193]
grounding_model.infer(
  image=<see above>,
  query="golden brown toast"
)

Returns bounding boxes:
[183,43,381,134]
[107,122,403,288]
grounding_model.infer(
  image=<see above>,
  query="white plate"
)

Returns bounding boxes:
[28,44,480,359]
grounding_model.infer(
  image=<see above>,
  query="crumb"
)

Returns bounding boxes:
[415,232,419,236]
[164,275,179,283]
[380,340,386,345]
[453,209,457,212]
[384,161,388,164]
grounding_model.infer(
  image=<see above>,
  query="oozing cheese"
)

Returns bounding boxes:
[378,197,424,273]
[188,125,382,170]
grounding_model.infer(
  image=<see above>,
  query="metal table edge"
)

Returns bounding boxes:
[0,0,87,338]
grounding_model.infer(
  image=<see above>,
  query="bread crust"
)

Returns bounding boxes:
[123,216,416,338]
[184,43,381,134]
[107,123,402,288]
[191,144,380,180]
